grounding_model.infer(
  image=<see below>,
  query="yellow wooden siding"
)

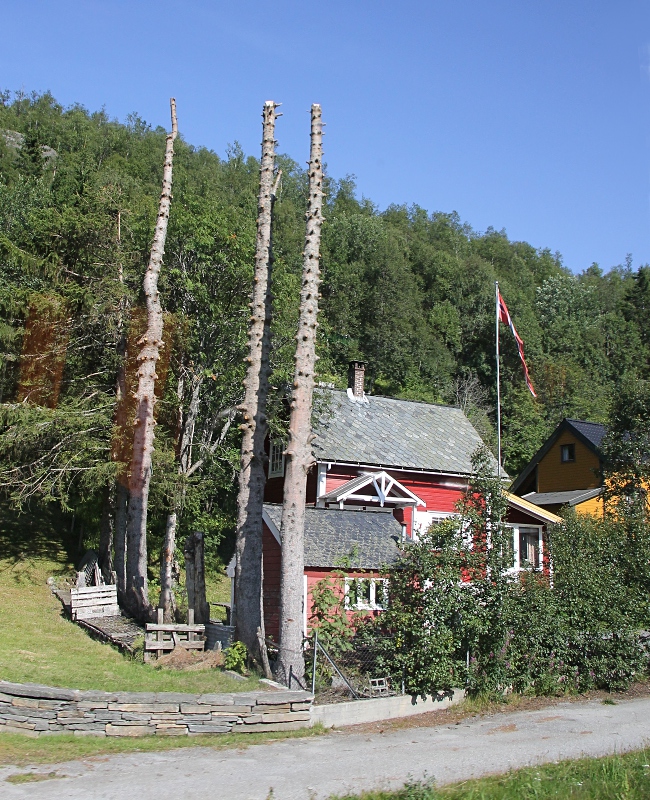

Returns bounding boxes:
[575,495,604,517]
[537,433,601,493]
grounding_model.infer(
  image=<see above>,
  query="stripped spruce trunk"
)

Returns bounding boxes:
[112,211,129,600]
[158,372,201,621]
[234,101,279,661]
[98,485,115,584]
[184,531,210,624]
[125,98,178,621]
[114,482,128,598]
[276,104,324,687]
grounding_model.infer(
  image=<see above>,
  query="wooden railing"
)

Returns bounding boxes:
[144,608,205,661]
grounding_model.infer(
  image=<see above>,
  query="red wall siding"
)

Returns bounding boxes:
[305,567,383,634]
[262,524,281,640]
[323,465,358,491]
[264,476,284,504]
[306,467,318,505]
[507,508,547,525]
[264,465,318,505]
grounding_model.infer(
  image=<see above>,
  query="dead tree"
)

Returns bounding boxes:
[125,98,178,621]
[276,104,324,687]
[158,370,199,621]
[184,531,210,624]
[234,101,280,660]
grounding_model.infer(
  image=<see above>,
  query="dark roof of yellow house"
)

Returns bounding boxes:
[511,418,607,495]
[522,488,603,508]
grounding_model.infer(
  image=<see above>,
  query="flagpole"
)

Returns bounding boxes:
[495,281,502,478]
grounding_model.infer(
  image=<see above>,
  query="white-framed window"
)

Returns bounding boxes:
[344,577,388,611]
[508,524,543,572]
[411,509,456,542]
[268,440,285,478]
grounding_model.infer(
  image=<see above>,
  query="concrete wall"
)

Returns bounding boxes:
[311,689,465,728]
[0,681,312,738]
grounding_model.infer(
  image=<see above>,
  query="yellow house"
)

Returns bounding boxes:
[511,419,606,517]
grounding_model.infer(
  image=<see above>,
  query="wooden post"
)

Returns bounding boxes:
[184,531,210,624]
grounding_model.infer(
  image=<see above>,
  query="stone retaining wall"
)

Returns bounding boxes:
[0,681,312,738]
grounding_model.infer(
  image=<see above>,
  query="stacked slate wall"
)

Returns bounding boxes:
[0,681,312,738]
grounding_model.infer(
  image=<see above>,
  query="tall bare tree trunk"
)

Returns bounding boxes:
[276,104,324,687]
[184,531,210,624]
[113,211,128,602]
[234,101,279,659]
[159,372,201,621]
[98,485,115,584]
[114,482,128,598]
[125,99,178,621]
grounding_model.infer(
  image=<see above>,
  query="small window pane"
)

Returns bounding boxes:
[560,444,575,463]
[269,441,285,477]
[519,528,540,568]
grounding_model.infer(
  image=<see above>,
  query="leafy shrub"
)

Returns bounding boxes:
[364,448,650,699]
[224,640,247,673]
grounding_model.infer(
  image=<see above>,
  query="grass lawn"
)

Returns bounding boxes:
[331,748,650,799]
[0,505,260,694]
[0,726,326,769]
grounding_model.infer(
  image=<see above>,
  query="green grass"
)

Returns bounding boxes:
[330,748,650,799]
[0,556,259,693]
[5,771,62,784]
[0,725,326,768]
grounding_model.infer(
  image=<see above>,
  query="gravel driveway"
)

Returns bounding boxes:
[3,696,650,799]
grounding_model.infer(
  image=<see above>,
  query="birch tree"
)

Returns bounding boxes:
[124,99,178,621]
[276,104,324,686]
[234,101,279,659]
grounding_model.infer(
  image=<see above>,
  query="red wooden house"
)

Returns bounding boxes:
[255,362,560,639]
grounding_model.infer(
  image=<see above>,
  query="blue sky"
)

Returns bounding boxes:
[3,1,650,273]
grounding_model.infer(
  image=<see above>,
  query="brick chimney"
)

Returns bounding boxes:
[348,361,365,399]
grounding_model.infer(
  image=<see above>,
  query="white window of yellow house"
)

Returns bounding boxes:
[509,525,543,571]
[344,577,388,610]
[268,440,285,478]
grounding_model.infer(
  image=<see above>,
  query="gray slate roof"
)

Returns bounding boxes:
[312,389,500,476]
[263,503,401,569]
[523,488,603,507]
[566,419,607,450]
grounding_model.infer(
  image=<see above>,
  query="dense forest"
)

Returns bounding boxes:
[1,90,648,573]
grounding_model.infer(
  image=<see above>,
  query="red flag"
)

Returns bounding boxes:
[497,292,537,397]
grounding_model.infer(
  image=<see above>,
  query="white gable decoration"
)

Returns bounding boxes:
[317,470,425,509]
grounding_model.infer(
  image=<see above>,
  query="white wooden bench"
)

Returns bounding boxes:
[70,585,120,620]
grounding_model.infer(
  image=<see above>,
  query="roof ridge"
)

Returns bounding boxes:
[319,387,461,410]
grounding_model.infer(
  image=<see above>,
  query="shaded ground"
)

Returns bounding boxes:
[4,695,650,799]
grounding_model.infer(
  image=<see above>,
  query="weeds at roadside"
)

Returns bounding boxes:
[328,747,650,798]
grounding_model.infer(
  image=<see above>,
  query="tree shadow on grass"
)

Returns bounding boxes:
[0,499,77,573]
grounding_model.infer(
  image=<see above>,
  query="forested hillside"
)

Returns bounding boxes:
[1,91,648,568]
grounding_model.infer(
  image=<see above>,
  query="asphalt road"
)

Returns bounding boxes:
[3,697,650,799]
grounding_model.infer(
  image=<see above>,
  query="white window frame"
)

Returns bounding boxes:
[268,439,285,478]
[344,577,388,611]
[507,524,544,573]
[411,509,456,542]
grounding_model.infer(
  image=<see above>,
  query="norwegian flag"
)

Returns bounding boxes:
[498,292,537,397]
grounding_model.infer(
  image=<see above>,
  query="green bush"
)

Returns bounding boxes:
[224,640,248,674]
[362,448,649,699]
